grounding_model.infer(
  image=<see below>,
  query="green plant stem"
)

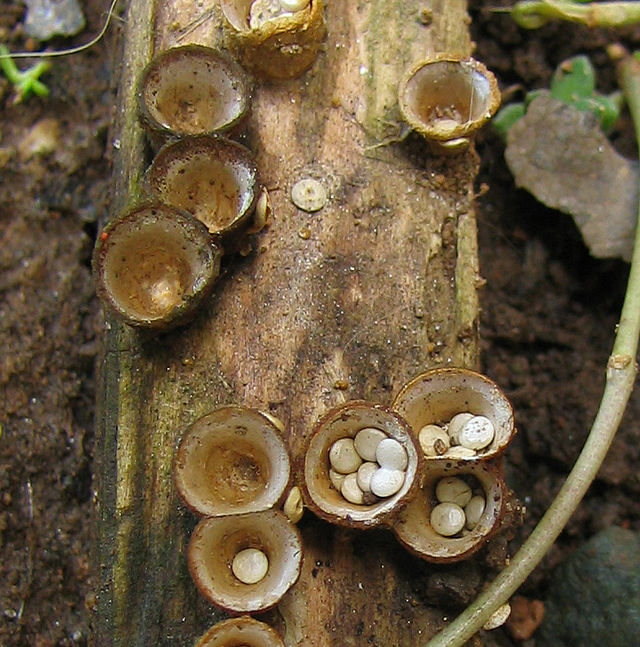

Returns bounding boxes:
[511,1,640,29]
[0,45,50,100]
[425,51,640,647]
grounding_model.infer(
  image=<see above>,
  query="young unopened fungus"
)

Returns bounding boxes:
[291,178,327,212]
[283,486,304,523]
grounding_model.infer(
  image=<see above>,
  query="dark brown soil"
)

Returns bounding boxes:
[0,2,112,645]
[469,2,640,603]
[1,1,640,646]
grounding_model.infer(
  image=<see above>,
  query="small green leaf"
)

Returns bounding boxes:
[0,45,51,102]
[551,55,596,103]
[493,103,526,141]
[510,1,551,29]
[547,55,623,131]
[573,92,623,131]
[524,89,545,108]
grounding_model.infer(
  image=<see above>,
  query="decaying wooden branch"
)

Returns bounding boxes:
[93,1,483,645]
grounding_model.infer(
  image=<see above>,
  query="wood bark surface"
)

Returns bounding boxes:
[93,1,483,645]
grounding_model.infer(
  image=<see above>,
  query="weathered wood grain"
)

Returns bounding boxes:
[92,1,483,645]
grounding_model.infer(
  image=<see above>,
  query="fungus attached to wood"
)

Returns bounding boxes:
[175,406,292,518]
[219,0,326,80]
[393,462,505,562]
[137,45,250,144]
[399,56,500,152]
[392,368,516,462]
[188,509,303,613]
[146,135,258,238]
[195,616,286,647]
[303,400,422,528]
[92,204,222,330]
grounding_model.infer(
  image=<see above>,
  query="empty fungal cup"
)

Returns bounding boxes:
[399,56,500,152]
[137,45,250,143]
[302,401,422,529]
[188,509,303,613]
[146,136,258,238]
[392,368,515,462]
[219,0,326,80]
[393,462,505,562]
[175,406,291,517]
[195,616,285,647]
[92,204,222,330]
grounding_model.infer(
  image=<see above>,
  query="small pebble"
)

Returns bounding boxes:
[445,446,477,459]
[465,495,486,530]
[17,118,60,161]
[329,437,362,474]
[459,415,495,451]
[291,178,327,212]
[430,502,466,537]
[376,438,408,470]
[447,412,474,444]
[329,468,346,491]
[356,461,378,493]
[435,476,472,507]
[354,427,387,461]
[369,467,405,498]
[482,602,511,630]
[418,424,449,457]
[232,548,269,584]
[24,0,85,41]
[341,473,364,504]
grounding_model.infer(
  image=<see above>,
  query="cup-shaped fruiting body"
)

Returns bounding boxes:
[92,204,222,330]
[302,401,422,529]
[219,0,326,80]
[146,136,258,238]
[195,616,285,647]
[188,509,303,613]
[392,368,515,462]
[137,45,250,145]
[175,406,291,517]
[399,56,500,152]
[392,462,505,563]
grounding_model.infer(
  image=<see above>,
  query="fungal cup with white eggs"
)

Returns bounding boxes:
[393,462,506,563]
[219,0,327,80]
[248,0,311,29]
[188,510,303,613]
[392,368,516,463]
[303,401,422,529]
